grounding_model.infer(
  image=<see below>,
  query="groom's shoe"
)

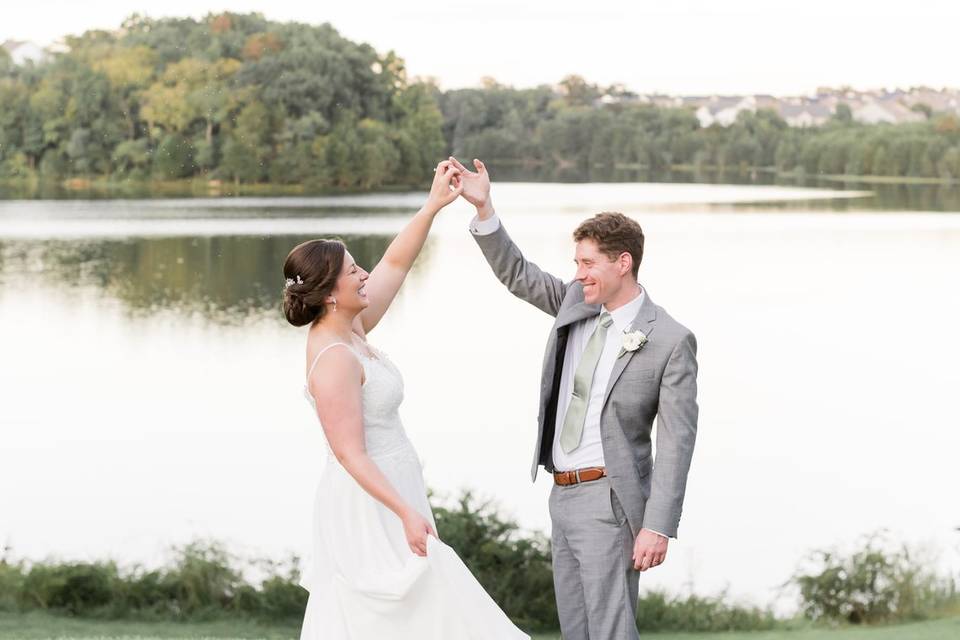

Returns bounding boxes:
[553,466,607,486]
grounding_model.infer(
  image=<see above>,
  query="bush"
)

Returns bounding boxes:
[161,541,244,618]
[636,589,777,632]
[3,514,957,633]
[20,561,117,615]
[792,531,958,625]
[0,540,304,623]
[115,567,175,617]
[258,574,307,620]
[0,557,25,612]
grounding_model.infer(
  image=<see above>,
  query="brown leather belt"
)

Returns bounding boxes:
[553,466,607,486]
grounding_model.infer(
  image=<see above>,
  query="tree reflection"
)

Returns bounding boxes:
[0,234,395,323]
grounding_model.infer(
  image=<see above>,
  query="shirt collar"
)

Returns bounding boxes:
[602,285,645,333]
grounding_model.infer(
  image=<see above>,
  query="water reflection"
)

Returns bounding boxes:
[0,234,393,323]
[4,171,960,211]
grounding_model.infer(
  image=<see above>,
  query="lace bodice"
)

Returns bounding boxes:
[304,342,414,460]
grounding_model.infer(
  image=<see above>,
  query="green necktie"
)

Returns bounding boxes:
[559,312,614,454]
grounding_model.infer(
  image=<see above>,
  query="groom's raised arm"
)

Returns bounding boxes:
[471,213,567,317]
[452,157,567,317]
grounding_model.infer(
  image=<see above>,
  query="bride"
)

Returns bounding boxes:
[283,161,529,639]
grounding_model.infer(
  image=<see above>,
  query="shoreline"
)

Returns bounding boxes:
[2,169,959,201]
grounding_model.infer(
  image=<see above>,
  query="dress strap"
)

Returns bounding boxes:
[306,342,358,380]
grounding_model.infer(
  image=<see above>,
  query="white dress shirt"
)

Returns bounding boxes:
[469,212,503,236]
[470,212,667,539]
[551,290,644,472]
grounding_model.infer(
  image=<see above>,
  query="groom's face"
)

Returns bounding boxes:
[574,238,629,306]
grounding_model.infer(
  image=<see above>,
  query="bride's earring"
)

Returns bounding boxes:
[330,297,337,313]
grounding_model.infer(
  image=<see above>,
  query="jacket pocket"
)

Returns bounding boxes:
[609,487,628,527]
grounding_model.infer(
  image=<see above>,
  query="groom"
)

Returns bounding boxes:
[451,157,699,639]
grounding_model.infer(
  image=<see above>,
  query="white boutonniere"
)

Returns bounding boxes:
[618,329,648,358]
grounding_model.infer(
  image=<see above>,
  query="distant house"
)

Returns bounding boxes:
[591,86,958,128]
[780,102,832,127]
[1,40,48,65]
[852,100,923,125]
[695,95,757,127]
[902,88,960,116]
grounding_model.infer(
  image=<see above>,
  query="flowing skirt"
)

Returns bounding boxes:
[299,444,530,639]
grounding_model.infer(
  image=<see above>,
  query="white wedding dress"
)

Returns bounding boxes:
[299,341,529,639]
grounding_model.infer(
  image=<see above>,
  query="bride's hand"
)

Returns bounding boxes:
[400,507,437,556]
[425,160,463,212]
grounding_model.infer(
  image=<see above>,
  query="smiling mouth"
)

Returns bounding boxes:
[358,285,367,297]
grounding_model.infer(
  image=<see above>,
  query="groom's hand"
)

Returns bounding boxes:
[633,528,668,571]
[448,156,493,218]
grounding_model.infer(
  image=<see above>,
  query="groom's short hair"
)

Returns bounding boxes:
[573,212,645,278]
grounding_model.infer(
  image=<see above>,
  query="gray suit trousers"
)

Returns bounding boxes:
[549,478,640,640]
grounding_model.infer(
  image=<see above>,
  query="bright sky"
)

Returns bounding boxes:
[4,0,959,95]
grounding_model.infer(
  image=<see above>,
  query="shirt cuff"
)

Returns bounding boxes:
[643,527,671,539]
[469,212,501,236]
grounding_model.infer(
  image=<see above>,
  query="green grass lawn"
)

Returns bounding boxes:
[0,612,299,640]
[0,612,958,640]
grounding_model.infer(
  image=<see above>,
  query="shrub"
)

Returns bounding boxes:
[792,531,958,625]
[0,556,25,612]
[636,589,777,632]
[161,541,244,618]
[20,561,117,615]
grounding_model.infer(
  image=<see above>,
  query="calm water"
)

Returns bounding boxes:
[2,182,959,608]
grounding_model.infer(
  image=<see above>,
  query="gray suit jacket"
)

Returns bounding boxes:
[474,222,699,538]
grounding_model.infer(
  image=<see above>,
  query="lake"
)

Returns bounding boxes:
[1,181,959,609]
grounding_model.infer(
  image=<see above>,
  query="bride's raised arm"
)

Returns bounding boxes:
[354,160,462,335]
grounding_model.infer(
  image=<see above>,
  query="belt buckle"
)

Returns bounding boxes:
[575,469,582,484]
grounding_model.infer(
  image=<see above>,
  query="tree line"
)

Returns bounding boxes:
[439,79,960,181]
[0,13,443,189]
[2,13,960,189]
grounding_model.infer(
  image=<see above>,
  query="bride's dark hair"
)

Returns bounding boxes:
[282,239,346,326]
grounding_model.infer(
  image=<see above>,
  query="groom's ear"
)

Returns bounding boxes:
[618,251,634,277]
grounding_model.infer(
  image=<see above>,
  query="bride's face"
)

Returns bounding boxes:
[330,250,370,312]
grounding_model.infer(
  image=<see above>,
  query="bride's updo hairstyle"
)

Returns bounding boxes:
[282,239,346,327]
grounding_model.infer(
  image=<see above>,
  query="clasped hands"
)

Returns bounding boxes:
[423,157,493,214]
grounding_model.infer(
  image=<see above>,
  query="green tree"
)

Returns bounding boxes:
[152,134,195,179]
[833,102,853,123]
[558,74,600,107]
[221,100,275,183]
[392,83,445,184]
[112,138,151,178]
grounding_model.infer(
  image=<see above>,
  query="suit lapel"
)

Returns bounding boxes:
[540,302,597,411]
[554,301,601,331]
[603,291,658,408]
[535,300,598,472]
